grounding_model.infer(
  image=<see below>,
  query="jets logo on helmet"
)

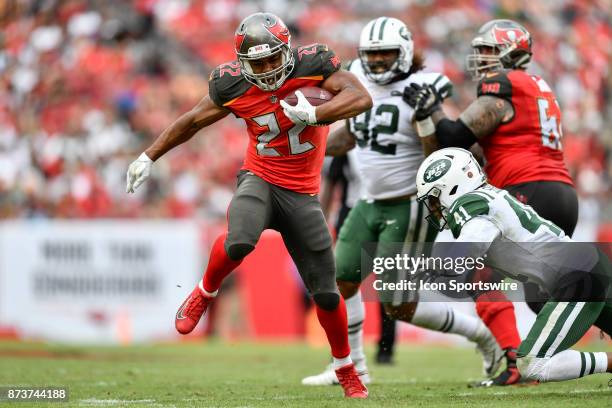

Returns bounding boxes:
[466,19,532,79]
[423,159,452,183]
[234,12,295,91]
[416,148,486,230]
[358,17,414,84]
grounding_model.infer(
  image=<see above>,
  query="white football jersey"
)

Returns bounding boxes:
[347,60,452,200]
[446,184,599,293]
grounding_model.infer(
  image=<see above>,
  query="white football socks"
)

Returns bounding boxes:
[198,280,218,297]
[519,350,608,382]
[411,302,480,341]
[345,291,366,371]
[332,355,353,370]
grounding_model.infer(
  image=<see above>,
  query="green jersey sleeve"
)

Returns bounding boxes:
[447,194,491,238]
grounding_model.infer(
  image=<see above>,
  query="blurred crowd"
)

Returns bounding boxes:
[0,0,610,233]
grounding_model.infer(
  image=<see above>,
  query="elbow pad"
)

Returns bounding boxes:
[436,118,477,149]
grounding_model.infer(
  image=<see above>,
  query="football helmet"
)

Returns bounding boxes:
[466,19,532,79]
[416,148,486,230]
[358,17,414,84]
[234,13,294,91]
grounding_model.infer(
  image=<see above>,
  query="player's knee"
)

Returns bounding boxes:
[313,292,340,311]
[225,242,255,261]
[516,355,548,382]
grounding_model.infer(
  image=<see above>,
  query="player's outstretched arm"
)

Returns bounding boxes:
[145,96,230,161]
[126,96,229,193]
[413,90,513,149]
[458,96,513,139]
[317,70,373,123]
[326,123,356,156]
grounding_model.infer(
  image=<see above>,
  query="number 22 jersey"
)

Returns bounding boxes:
[208,44,340,194]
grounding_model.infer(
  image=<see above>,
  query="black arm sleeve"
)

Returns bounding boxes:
[435,118,477,149]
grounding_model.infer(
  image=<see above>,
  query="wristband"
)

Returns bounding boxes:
[139,152,153,162]
[416,117,435,138]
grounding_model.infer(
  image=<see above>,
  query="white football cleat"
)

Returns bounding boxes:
[474,322,504,378]
[302,363,371,386]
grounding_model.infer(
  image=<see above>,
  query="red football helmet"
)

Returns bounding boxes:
[234,13,294,91]
[466,19,532,79]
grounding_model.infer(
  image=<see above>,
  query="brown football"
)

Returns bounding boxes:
[283,86,333,106]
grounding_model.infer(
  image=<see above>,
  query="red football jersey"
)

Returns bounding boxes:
[476,70,573,188]
[208,44,341,194]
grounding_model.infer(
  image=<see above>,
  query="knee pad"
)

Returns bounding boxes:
[313,292,340,311]
[517,355,547,382]
[225,242,255,261]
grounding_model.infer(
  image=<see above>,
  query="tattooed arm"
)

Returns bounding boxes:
[145,96,230,161]
[458,95,514,139]
[326,122,356,156]
[416,95,514,151]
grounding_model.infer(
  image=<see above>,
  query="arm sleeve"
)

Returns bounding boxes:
[436,118,477,148]
[318,44,342,79]
[476,71,513,103]
[208,74,222,107]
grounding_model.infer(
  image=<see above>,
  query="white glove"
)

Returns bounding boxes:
[280,91,317,125]
[126,152,153,193]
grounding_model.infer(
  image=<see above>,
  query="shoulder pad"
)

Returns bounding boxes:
[447,193,491,238]
[345,59,358,71]
[208,61,251,107]
[477,70,512,101]
[291,43,341,80]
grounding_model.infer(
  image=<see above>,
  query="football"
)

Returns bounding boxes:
[284,86,333,106]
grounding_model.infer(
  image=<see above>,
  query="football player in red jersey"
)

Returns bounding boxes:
[125,12,372,398]
[407,19,578,386]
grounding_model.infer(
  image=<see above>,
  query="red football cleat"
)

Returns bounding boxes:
[175,285,214,335]
[335,363,368,399]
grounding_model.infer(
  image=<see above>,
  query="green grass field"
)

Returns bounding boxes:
[0,340,610,407]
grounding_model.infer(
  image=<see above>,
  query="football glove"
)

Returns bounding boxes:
[126,152,153,193]
[413,84,443,121]
[280,91,318,125]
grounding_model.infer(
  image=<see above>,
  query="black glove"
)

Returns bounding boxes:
[401,83,422,108]
[414,84,442,120]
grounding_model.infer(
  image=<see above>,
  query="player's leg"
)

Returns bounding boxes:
[175,172,273,334]
[302,200,377,385]
[505,180,579,314]
[335,201,379,374]
[518,250,612,382]
[380,198,503,378]
[472,274,522,385]
[517,301,610,382]
[276,190,367,398]
[376,302,396,364]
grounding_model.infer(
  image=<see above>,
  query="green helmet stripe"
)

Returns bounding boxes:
[378,17,389,40]
[368,19,377,41]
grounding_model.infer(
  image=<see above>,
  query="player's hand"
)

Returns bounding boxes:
[126,152,153,193]
[280,91,317,125]
[413,84,442,120]
[401,83,422,108]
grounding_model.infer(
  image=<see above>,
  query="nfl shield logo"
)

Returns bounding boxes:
[270,95,278,103]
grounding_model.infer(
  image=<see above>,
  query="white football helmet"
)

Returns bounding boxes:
[416,148,487,230]
[359,17,414,84]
